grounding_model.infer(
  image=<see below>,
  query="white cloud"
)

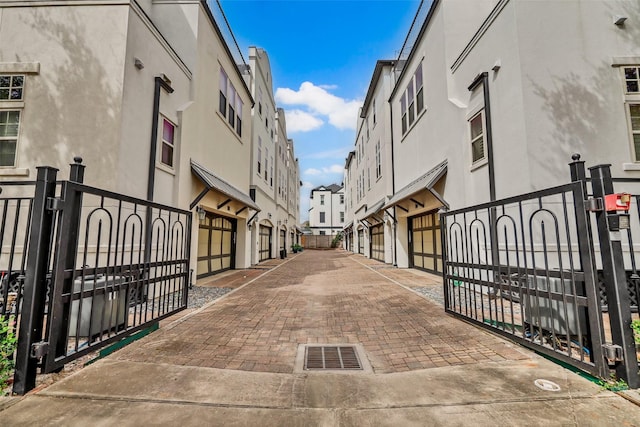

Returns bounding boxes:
[276,82,361,131]
[284,109,324,133]
[304,146,351,160]
[303,164,344,176]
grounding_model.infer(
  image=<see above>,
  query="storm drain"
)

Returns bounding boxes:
[304,345,362,370]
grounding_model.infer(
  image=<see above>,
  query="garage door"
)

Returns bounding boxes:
[197,213,236,279]
[409,211,441,274]
[370,224,384,262]
[259,225,272,261]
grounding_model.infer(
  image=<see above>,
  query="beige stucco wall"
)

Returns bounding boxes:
[0,3,129,183]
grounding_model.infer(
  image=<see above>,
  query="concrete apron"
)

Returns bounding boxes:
[2,356,639,426]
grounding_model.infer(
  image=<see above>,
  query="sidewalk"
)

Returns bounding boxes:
[1,250,639,425]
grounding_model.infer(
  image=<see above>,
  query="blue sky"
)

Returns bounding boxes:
[219,0,421,221]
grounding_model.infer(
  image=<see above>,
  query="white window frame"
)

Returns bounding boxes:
[257,136,262,174]
[628,103,640,162]
[469,110,487,166]
[375,140,382,179]
[159,117,176,168]
[624,66,640,95]
[0,75,24,101]
[0,110,21,167]
[219,69,228,117]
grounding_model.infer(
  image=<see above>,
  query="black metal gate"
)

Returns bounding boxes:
[442,157,639,387]
[7,160,192,394]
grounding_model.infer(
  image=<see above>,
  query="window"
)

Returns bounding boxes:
[0,111,20,166]
[320,230,326,235]
[160,118,176,167]
[366,117,370,140]
[219,70,227,117]
[470,111,485,164]
[625,67,640,94]
[407,82,415,126]
[228,85,236,128]
[320,194,325,205]
[340,212,344,223]
[630,104,640,161]
[373,98,377,124]
[0,75,24,100]
[257,137,262,174]
[400,93,407,134]
[319,212,326,223]
[340,194,344,204]
[400,62,424,136]
[270,161,274,187]
[375,140,381,179]
[415,63,424,113]
[265,148,269,181]
[258,87,263,116]
[235,96,243,136]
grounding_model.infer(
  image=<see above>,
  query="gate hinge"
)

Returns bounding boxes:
[602,343,623,365]
[46,197,64,211]
[585,197,603,212]
[30,341,50,359]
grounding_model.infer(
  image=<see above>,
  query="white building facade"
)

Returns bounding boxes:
[0,0,300,279]
[308,184,344,236]
[345,0,640,276]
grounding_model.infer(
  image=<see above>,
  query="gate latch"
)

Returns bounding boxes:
[30,341,50,359]
[602,343,623,365]
[46,197,64,211]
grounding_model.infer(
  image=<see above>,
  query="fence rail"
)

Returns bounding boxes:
[442,180,606,376]
[442,158,640,388]
[6,160,192,394]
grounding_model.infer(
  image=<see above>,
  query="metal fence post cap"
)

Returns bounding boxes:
[35,166,59,181]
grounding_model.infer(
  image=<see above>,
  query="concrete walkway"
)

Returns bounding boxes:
[1,250,639,426]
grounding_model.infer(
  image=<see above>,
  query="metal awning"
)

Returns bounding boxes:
[365,199,385,219]
[190,160,260,211]
[382,160,447,210]
[343,220,354,230]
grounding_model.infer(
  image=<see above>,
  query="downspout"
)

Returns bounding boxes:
[468,72,498,275]
[388,94,398,267]
[468,72,495,202]
[147,75,174,201]
[146,76,174,268]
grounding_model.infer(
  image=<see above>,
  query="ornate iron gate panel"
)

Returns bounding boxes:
[442,181,607,377]
[11,161,193,394]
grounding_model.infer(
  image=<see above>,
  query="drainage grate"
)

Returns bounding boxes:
[304,345,362,370]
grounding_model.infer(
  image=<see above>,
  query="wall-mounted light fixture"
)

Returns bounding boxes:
[196,206,206,222]
[134,58,145,70]
[614,16,627,26]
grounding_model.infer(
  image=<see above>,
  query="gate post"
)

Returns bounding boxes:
[589,163,639,388]
[46,158,85,372]
[13,166,58,395]
[569,155,607,378]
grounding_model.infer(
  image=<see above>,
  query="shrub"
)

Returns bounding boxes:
[0,315,17,394]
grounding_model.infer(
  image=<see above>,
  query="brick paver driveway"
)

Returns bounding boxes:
[114,250,527,373]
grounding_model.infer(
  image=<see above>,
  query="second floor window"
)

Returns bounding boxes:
[160,118,176,167]
[219,70,227,117]
[470,111,486,164]
[319,212,326,223]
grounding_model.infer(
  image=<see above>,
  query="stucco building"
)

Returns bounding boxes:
[345,0,640,275]
[243,47,300,263]
[0,0,300,279]
[308,184,344,236]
